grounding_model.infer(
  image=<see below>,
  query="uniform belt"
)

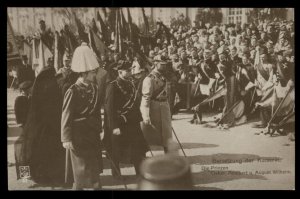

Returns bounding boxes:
[74,117,87,122]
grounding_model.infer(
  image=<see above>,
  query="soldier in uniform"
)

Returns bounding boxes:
[56,52,79,96]
[104,60,148,177]
[61,43,103,190]
[140,57,173,153]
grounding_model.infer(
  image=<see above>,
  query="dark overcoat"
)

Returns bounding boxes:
[104,77,148,164]
[61,80,103,189]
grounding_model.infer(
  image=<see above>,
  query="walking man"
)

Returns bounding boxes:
[140,57,173,153]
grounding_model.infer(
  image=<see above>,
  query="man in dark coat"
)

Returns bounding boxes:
[19,57,65,185]
[16,55,35,86]
[104,60,148,177]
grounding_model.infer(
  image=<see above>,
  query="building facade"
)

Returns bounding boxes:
[8,7,294,35]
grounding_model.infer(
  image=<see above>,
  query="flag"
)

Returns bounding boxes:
[192,86,226,111]
[106,8,116,31]
[256,85,275,108]
[89,26,110,58]
[62,27,79,54]
[141,8,150,35]
[7,15,22,64]
[73,12,89,43]
[126,8,140,47]
[127,8,133,42]
[54,31,63,73]
[114,8,125,57]
[273,86,294,117]
[97,11,110,45]
[120,8,128,40]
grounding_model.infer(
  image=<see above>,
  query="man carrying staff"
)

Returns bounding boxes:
[104,60,148,177]
[140,57,173,153]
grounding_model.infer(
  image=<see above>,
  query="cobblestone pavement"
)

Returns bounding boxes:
[7,89,295,190]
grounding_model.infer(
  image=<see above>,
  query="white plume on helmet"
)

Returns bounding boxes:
[71,43,99,73]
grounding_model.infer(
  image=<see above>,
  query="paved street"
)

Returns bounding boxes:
[7,88,295,190]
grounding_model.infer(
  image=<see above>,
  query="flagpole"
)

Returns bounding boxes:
[266,87,293,135]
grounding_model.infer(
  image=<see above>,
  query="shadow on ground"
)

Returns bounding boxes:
[150,142,218,152]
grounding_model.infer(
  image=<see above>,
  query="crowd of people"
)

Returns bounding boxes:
[10,12,295,190]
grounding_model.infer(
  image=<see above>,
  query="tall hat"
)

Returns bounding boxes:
[71,43,99,73]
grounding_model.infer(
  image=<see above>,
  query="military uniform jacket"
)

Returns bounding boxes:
[140,69,172,147]
[105,77,142,131]
[61,79,102,145]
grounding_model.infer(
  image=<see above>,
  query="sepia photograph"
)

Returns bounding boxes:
[7,7,295,190]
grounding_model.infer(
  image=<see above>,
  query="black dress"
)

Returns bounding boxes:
[19,66,65,184]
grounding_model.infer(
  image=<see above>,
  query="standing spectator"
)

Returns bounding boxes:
[17,55,35,86]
